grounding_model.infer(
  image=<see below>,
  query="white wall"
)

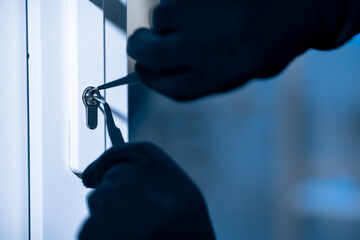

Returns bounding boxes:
[0,1,29,239]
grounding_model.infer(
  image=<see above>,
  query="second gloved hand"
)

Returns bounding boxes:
[79,142,215,240]
[127,0,360,101]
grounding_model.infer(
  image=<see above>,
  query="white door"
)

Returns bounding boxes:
[27,0,128,239]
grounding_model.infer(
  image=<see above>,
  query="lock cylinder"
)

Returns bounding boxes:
[82,86,101,130]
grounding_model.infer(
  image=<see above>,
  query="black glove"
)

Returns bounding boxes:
[127,0,360,101]
[79,142,215,240]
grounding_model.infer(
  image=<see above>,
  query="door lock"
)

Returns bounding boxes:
[82,86,101,130]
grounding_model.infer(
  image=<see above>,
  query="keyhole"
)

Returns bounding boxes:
[82,86,101,130]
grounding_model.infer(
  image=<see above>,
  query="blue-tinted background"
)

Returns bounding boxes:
[128,3,360,238]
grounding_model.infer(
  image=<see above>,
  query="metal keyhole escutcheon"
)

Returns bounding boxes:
[82,86,101,130]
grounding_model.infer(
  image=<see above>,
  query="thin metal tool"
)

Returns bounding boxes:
[96,72,140,91]
[93,95,125,147]
[93,96,106,104]
[99,105,127,122]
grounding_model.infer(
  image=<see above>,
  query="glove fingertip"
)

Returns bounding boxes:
[127,28,151,55]
[82,174,98,189]
[82,160,102,188]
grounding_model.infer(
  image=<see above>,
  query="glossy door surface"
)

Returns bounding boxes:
[27,0,128,239]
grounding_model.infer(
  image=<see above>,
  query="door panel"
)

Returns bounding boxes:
[68,0,106,175]
[28,0,128,239]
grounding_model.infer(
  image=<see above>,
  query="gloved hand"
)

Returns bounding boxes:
[79,142,215,240]
[127,0,360,101]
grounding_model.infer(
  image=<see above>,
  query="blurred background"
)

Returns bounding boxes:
[128,1,360,240]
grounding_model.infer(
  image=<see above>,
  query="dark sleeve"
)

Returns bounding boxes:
[313,0,360,49]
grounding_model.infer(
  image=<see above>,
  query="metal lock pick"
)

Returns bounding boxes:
[81,73,139,130]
